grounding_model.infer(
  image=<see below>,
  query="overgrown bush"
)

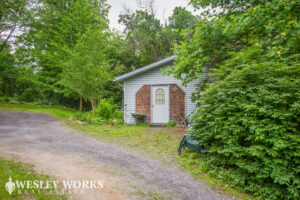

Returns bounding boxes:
[191,62,300,199]
[19,87,41,102]
[167,120,177,128]
[0,96,12,103]
[94,98,123,120]
[0,96,25,104]
[75,98,123,125]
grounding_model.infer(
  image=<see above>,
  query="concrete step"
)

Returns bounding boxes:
[150,123,166,127]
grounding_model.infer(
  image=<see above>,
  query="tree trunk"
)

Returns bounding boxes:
[0,23,17,53]
[79,97,83,112]
[91,101,96,111]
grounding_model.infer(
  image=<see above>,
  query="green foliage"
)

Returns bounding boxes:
[167,1,300,197]
[61,28,114,110]
[1,0,198,111]
[168,6,197,43]
[16,66,45,102]
[0,0,26,52]
[11,0,112,109]
[191,62,300,200]
[167,0,300,85]
[74,98,123,125]
[163,1,300,198]
[118,10,172,68]
[19,88,38,102]
[0,97,12,103]
[117,6,198,73]
[166,120,177,128]
[0,49,17,96]
[94,98,123,120]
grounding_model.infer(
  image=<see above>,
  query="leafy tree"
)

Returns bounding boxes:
[167,0,300,86]
[118,10,172,69]
[168,6,197,42]
[0,47,17,96]
[16,0,110,108]
[61,29,114,110]
[0,0,27,97]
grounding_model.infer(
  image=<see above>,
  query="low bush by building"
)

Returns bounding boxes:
[74,98,123,125]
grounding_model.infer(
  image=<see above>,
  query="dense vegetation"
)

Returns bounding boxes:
[166,0,300,199]
[0,0,195,110]
[193,62,299,199]
[74,98,124,124]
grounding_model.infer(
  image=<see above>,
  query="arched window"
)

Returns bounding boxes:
[155,88,165,105]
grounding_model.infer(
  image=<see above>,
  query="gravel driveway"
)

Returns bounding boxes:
[0,111,233,200]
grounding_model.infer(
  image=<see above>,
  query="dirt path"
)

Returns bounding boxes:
[0,111,233,200]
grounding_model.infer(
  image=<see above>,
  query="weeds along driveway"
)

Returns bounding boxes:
[0,111,232,200]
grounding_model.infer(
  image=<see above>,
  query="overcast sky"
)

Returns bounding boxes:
[107,0,196,30]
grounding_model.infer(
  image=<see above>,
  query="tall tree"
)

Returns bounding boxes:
[17,0,110,107]
[118,10,171,69]
[167,0,300,86]
[61,29,114,110]
[0,47,17,96]
[168,6,197,43]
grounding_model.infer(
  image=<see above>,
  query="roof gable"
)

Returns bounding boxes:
[115,55,176,82]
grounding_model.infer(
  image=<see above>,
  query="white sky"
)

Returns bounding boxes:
[107,0,196,30]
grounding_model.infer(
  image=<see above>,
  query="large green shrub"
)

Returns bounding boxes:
[94,98,120,120]
[191,62,300,199]
[74,98,123,125]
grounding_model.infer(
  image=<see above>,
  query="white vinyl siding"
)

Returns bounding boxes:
[123,67,201,124]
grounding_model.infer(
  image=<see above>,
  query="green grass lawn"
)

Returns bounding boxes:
[0,103,254,199]
[0,103,76,120]
[0,157,66,200]
[70,123,182,161]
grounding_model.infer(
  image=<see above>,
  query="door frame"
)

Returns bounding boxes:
[150,84,170,123]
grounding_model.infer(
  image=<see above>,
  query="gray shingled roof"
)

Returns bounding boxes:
[115,55,176,82]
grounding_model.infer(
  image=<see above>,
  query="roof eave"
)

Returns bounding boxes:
[115,55,176,82]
